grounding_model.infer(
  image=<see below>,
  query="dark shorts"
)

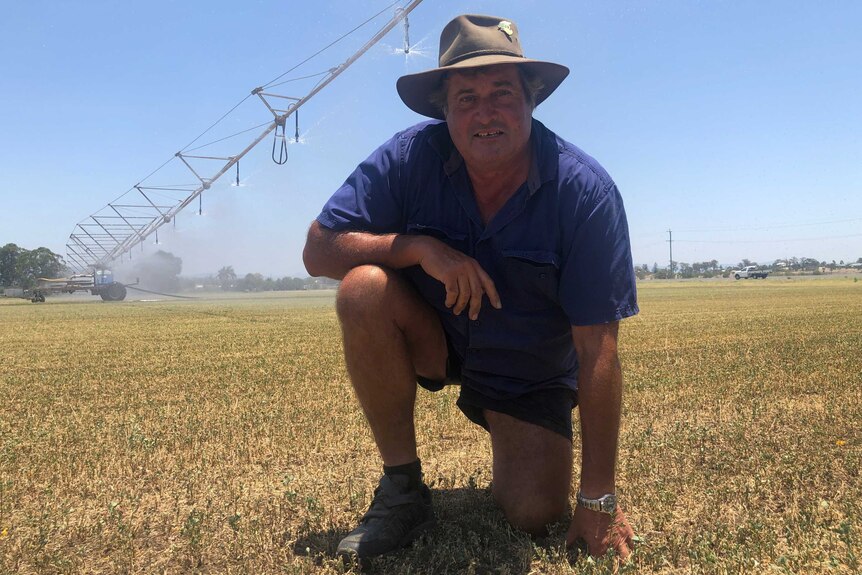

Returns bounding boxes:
[418,349,579,441]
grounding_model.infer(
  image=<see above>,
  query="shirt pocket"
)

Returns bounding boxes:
[500,249,560,310]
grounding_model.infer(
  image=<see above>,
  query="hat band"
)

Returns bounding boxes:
[443,49,525,67]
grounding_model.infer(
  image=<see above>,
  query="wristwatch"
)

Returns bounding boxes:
[576,491,617,514]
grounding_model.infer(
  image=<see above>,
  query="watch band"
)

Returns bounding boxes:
[576,491,617,514]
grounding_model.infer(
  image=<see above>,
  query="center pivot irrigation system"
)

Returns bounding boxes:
[60,1,425,296]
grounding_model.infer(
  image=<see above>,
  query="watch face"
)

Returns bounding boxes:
[601,494,617,512]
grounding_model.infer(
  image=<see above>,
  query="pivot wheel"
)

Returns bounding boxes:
[102,283,127,301]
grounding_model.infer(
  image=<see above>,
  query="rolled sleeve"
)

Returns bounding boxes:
[560,183,639,326]
[316,134,404,233]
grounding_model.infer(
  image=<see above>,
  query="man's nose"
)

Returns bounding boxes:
[474,96,498,122]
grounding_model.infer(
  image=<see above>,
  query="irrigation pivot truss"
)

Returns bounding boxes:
[65,1,423,274]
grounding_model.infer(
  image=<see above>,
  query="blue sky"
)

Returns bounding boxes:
[1,0,860,277]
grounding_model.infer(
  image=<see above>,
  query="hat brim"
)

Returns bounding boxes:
[396,56,570,121]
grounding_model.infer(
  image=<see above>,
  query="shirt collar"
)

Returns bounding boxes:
[529,119,560,195]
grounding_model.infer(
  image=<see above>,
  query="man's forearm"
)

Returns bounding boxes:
[571,323,623,498]
[577,356,622,497]
[302,221,425,280]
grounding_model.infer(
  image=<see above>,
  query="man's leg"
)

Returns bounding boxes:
[484,410,573,535]
[335,265,446,559]
[336,264,447,465]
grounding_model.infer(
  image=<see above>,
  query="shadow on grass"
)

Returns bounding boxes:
[292,527,351,565]
[293,487,560,574]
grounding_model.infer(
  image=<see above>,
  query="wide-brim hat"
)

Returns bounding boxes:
[396,14,570,120]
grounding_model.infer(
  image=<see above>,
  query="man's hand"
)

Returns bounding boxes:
[566,504,635,560]
[302,223,501,319]
[415,236,501,320]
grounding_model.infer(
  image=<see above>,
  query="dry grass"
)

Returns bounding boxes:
[1,278,860,574]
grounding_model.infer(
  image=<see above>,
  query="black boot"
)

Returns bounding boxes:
[337,474,435,559]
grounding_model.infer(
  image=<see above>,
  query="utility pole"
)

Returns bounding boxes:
[667,229,674,277]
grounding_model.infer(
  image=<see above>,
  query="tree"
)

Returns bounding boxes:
[679,262,693,278]
[1,244,66,288]
[275,276,306,290]
[10,246,65,288]
[239,272,266,291]
[217,266,237,290]
[0,243,21,287]
[800,257,819,271]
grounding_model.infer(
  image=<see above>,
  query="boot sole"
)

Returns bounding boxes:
[337,518,436,561]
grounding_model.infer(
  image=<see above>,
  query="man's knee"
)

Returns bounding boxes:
[336,265,395,322]
[485,410,572,535]
[493,486,568,535]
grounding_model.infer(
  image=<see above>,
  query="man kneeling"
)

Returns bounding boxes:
[303,13,638,561]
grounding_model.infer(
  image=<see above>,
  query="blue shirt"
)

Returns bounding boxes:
[317,119,638,398]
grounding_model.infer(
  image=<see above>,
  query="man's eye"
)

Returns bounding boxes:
[460,95,476,104]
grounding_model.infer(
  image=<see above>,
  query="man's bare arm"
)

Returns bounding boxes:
[572,321,622,496]
[302,220,501,319]
[566,321,635,559]
[303,220,420,280]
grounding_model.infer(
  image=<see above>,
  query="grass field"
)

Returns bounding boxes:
[1,278,860,574]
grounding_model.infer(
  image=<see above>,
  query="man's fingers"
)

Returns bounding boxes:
[452,275,470,315]
[616,540,631,560]
[624,524,636,548]
[444,280,458,309]
[610,524,634,561]
[593,537,631,562]
[467,269,486,320]
[434,252,498,317]
[475,265,501,309]
[588,538,608,558]
[614,507,636,548]
[569,508,635,563]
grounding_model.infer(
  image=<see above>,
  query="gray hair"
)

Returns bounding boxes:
[427,66,545,118]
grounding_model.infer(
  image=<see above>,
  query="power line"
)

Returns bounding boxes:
[178,94,254,153]
[185,120,274,153]
[131,1,405,187]
[66,1,422,272]
[261,0,402,89]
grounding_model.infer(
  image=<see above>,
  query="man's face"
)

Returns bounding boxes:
[444,64,533,174]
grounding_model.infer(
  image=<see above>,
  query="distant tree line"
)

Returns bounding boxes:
[0,244,65,288]
[5,242,857,291]
[636,256,862,280]
[204,266,337,292]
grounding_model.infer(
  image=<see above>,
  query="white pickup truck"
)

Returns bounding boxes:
[734,266,769,280]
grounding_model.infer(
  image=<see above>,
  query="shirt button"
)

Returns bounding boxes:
[473,320,481,326]
[539,273,547,279]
